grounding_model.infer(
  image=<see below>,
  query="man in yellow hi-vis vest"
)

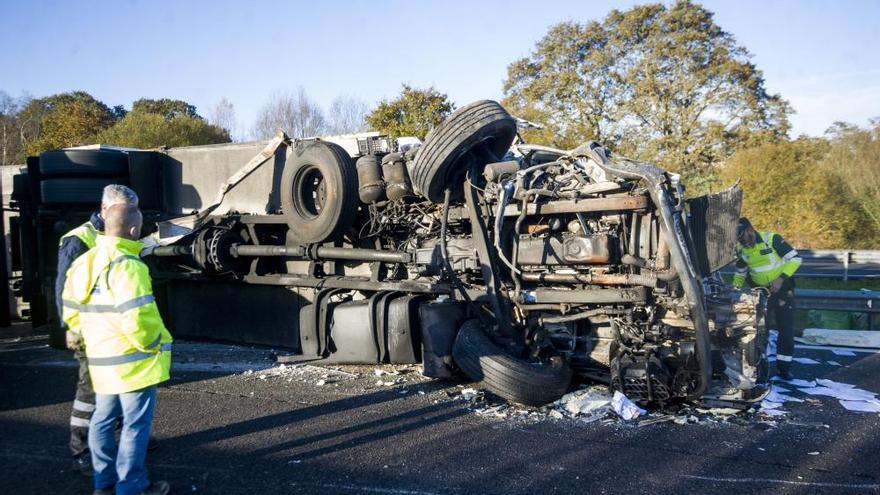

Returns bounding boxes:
[63,204,172,495]
[733,217,802,380]
[56,184,139,477]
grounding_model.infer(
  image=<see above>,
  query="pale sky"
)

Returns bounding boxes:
[1,0,878,139]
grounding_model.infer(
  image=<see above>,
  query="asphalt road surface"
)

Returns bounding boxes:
[2,323,880,495]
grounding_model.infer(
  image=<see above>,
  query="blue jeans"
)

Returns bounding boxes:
[89,386,157,495]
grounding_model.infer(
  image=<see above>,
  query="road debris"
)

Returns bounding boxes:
[611,391,646,420]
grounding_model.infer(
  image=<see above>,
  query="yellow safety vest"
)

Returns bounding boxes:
[59,220,101,248]
[62,235,172,394]
[733,231,801,288]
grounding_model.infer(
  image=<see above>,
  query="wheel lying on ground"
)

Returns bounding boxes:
[40,177,130,205]
[281,141,359,243]
[412,100,517,203]
[452,319,573,406]
[39,150,129,177]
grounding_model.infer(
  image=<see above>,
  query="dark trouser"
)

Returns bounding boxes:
[769,278,796,373]
[70,351,96,458]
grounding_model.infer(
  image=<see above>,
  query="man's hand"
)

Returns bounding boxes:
[769,277,785,294]
[65,331,84,351]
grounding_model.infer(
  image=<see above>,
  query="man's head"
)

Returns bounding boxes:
[737,217,757,247]
[103,204,143,241]
[99,184,139,219]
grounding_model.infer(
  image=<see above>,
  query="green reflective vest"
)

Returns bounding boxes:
[62,235,172,394]
[733,231,802,288]
[59,220,101,248]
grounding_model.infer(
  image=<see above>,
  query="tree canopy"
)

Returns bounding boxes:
[365,85,454,140]
[96,111,230,149]
[20,91,118,156]
[503,0,791,193]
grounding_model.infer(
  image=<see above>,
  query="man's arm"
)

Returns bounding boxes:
[772,234,802,278]
[108,260,168,352]
[55,236,89,324]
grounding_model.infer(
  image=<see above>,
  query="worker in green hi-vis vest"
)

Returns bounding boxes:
[733,217,802,380]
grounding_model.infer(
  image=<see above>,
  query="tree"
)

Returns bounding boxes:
[131,98,198,120]
[327,95,369,135]
[253,88,326,139]
[20,91,118,156]
[97,105,230,149]
[0,91,30,165]
[821,119,880,235]
[207,97,237,141]
[503,1,791,193]
[720,139,876,249]
[365,85,454,140]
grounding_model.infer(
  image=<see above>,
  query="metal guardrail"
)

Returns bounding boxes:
[794,288,880,313]
[798,249,880,281]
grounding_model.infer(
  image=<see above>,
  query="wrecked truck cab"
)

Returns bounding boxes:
[16,100,769,408]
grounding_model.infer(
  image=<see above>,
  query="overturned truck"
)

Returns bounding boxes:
[16,100,768,406]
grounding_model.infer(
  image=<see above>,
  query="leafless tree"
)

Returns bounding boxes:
[327,95,369,135]
[253,88,326,139]
[207,97,238,141]
[0,91,30,165]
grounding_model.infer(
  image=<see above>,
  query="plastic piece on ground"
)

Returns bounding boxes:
[611,391,645,420]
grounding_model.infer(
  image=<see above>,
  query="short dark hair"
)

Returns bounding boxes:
[736,217,753,240]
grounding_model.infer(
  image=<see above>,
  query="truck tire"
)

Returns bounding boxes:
[40,177,130,205]
[39,150,129,177]
[412,100,516,203]
[282,141,358,243]
[452,319,572,406]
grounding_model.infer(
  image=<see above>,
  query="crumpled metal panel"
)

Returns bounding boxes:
[687,183,743,276]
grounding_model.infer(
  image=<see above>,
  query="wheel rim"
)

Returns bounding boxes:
[293,166,326,219]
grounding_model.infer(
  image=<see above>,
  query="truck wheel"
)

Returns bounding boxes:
[39,150,129,177]
[452,319,572,406]
[40,177,130,205]
[282,141,358,243]
[412,100,516,203]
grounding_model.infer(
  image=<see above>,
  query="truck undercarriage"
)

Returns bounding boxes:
[16,100,769,407]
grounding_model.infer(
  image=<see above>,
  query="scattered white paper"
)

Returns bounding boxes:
[460,388,479,400]
[763,408,788,416]
[839,400,880,413]
[611,391,646,420]
[792,357,821,365]
[832,349,857,357]
[557,387,612,417]
[799,386,877,402]
[771,384,791,393]
[808,451,820,455]
[816,379,855,389]
[761,400,784,410]
[827,361,842,366]
[782,378,816,388]
[766,390,803,403]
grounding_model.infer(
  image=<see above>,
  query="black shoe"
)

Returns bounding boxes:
[138,480,170,495]
[93,487,113,495]
[777,369,793,381]
[147,437,159,451]
[73,454,94,477]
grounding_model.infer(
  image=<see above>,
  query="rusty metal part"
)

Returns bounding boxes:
[521,271,659,287]
[530,287,647,304]
[562,234,611,264]
[483,160,521,183]
[356,154,385,203]
[382,153,414,201]
[502,195,648,217]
